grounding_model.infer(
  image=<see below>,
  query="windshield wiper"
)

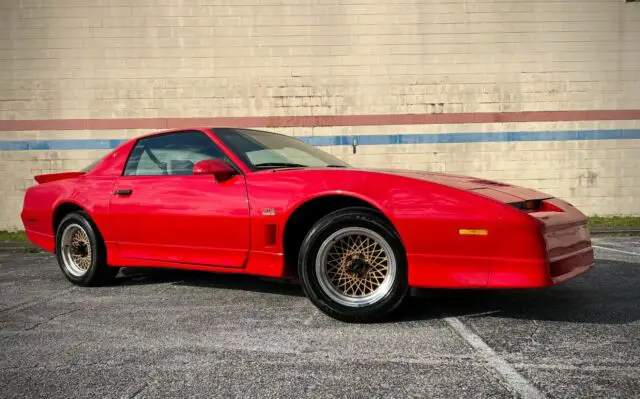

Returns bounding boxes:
[325,164,348,168]
[254,162,307,169]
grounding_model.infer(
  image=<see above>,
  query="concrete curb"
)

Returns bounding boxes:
[590,227,640,234]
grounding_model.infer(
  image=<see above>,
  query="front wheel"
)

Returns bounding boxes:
[298,207,408,323]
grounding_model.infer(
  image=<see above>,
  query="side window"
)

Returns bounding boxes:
[123,131,226,176]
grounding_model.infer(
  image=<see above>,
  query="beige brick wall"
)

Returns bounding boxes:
[1,122,639,229]
[1,0,640,230]
[1,0,639,119]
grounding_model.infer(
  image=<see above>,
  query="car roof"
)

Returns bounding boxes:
[134,126,290,141]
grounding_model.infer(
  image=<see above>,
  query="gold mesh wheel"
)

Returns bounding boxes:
[315,227,397,307]
[60,223,93,277]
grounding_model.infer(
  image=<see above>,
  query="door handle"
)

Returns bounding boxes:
[114,189,133,196]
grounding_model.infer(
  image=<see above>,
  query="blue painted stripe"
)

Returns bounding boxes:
[300,129,640,146]
[1,129,639,151]
[0,139,126,151]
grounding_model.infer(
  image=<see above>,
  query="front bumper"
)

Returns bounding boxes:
[486,245,594,288]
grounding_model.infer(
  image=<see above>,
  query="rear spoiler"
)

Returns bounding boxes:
[34,172,85,184]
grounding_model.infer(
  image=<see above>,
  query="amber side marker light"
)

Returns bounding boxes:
[459,229,489,236]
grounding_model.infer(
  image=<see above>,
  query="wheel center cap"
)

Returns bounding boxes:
[346,256,369,277]
[74,243,88,257]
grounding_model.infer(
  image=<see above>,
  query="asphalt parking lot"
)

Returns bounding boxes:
[1,236,639,399]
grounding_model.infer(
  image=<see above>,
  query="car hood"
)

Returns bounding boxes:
[370,168,553,203]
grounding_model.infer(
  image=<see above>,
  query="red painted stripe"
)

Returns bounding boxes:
[0,110,639,131]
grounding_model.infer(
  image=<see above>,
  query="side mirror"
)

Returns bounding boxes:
[193,159,236,181]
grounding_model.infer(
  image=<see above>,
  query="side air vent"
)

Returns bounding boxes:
[265,224,277,247]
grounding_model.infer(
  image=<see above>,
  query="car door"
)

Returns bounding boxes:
[109,130,250,268]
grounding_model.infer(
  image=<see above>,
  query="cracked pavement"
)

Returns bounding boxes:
[1,236,639,398]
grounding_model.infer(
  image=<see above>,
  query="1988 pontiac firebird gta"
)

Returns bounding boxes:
[21,127,595,322]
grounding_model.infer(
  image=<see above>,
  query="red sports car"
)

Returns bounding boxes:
[21,127,595,322]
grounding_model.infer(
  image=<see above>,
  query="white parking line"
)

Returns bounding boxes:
[592,245,640,257]
[445,317,546,399]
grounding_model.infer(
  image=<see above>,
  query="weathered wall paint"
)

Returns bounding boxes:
[1,0,639,229]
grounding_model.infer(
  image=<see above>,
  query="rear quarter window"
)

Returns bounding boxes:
[81,155,107,172]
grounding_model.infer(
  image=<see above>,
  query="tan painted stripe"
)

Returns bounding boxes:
[1,109,639,132]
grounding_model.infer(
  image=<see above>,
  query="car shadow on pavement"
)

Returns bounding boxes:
[399,259,640,325]
[116,267,305,297]
[113,259,639,324]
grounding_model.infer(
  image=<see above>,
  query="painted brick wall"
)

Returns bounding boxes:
[1,0,639,230]
[1,0,639,119]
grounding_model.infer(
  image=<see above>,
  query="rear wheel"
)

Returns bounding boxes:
[298,207,408,322]
[56,211,118,286]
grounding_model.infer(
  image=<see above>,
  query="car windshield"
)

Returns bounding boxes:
[214,128,351,171]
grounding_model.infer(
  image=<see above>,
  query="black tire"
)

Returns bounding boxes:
[55,211,119,286]
[298,207,409,323]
